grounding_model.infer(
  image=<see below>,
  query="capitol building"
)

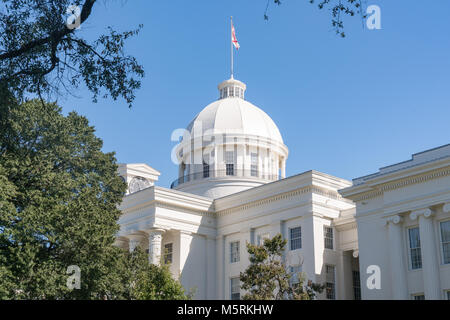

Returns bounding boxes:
[114,76,450,300]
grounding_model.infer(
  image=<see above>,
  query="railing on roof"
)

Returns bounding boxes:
[170,169,279,189]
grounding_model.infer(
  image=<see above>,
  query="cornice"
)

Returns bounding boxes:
[342,166,450,202]
[215,185,351,217]
[156,201,215,218]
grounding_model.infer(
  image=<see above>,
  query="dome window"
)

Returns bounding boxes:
[225,151,235,176]
[203,162,210,178]
[251,152,258,177]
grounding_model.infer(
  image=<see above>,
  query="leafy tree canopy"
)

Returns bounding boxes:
[0,99,188,299]
[240,234,324,300]
[0,0,144,107]
[123,247,192,300]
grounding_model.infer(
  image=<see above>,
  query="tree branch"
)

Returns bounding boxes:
[0,0,96,61]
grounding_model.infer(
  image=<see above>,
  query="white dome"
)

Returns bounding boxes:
[172,77,288,199]
[186,98,283,143]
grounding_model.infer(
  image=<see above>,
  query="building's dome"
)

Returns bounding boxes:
[172,77,288,199]
[186,97,284,144]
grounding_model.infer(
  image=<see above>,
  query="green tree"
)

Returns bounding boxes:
[0,99,189,299]
[240,234,324,300]
[0,0,144,108]
[120,247,191,300]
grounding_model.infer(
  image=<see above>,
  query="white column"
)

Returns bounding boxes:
[147,229,164,265]
[385,215,408,299]
[179,231,193,273]
[280,158,286,179]
[216,234,226,299]
[205,235,216,299]
[410,209,441,300]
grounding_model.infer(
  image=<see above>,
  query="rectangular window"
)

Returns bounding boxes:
[352,270,361,300]
[412,294,425,300]
[251,152,258,177]
[289,265,302,288]
[230,241,240,263]
[164,243,173,265]
[446,290,450,300]
[257,233,269,246]
[325,264,336,300]
[324,226,334,250]
[290,227,302,250]
[225,151,234,176]
[230,277,240,300]
[203,162,210,178]
[440,221,450,264]
[409,227,422,270]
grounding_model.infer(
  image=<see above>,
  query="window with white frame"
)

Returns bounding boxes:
[230,277,240,300]
[251,152,258,177]
[440,221,450,264]
[290,227,302,250]
[408,227,422,270]
[289,265,303,288]
[325,264,336,300]
[225,151,234,176]
[230,241,240,263]
[324,226,334,250]
[257,233,269,246]
[164,243,173,265]
[412,293,425,300]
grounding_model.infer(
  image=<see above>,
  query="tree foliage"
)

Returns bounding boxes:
[123,247,191,300]
[240,234,324,300]
[0,0,144,107]
[265,0,367,37]
[0,99,188,299]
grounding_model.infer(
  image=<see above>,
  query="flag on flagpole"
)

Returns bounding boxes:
[231,21,240,50]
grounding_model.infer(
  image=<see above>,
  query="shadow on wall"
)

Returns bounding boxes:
[178,215,215,299]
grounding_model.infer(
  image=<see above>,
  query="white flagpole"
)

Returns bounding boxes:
[230,16,233,79]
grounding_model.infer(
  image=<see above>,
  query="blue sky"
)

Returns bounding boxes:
[60,0,450,188]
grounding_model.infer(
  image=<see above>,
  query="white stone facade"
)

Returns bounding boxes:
[339,145,450,300]
[115,77,450,300]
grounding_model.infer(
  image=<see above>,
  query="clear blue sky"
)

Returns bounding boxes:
[59,0,450,188]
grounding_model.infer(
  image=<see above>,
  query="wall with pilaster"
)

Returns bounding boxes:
[351,173,450,300]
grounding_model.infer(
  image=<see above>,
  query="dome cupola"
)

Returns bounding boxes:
[218,76,246,100]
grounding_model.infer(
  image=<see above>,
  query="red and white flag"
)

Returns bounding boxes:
[231,22,240,50]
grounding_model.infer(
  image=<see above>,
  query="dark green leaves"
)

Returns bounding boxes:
[0,0,144,108]
[240,234,324,300]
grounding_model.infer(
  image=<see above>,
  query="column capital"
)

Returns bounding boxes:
[126,231,148,242]
[385,215,403,225]
[410,208,434,221]
[145,228,166,237]
[443,202,450,213]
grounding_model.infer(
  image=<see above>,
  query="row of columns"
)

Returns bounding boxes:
[178,145,287,181]
[386,206,444,299]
